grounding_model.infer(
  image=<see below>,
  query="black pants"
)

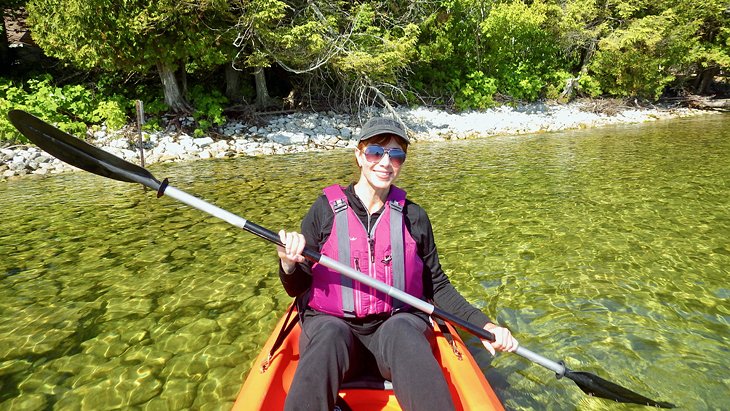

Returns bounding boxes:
[283,312,456,411]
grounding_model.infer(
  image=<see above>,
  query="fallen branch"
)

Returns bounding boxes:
[686,95,730,110]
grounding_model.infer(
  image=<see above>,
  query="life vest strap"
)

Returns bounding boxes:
[389,200,406,311]
[330,191,356,318]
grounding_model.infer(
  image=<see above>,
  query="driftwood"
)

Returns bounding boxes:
[685,95,730,110]
[659,95,730,110]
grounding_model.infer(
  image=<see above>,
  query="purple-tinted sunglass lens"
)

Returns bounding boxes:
[364,145,406,165]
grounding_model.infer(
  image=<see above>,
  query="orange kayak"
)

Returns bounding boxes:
[232,306,504,411]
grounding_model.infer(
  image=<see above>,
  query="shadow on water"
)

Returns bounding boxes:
[1,114,728,410]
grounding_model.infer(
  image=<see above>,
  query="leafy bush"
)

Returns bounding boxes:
[189,85,228,137]
[126,84,170,132]
[480,1,569,101]
[411,0,490,107]
[577,74,603,98]
[0,74,130,143]
[450,71,497,110]
[543,70,573,101]
[93,100,128,130]
[589,11,699,99]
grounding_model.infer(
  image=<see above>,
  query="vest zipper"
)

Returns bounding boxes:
[353,257,363,315]
[368,237,375,265]
[353,192,386,315]
[354,194,384,276]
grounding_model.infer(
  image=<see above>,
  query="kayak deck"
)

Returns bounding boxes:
[233,307,504,411]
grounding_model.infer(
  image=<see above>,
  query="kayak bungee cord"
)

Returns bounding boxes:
[7,109,675,408]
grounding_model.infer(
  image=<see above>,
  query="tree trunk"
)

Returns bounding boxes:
[695,67,719,95]
[560,77,579,101]
[157,61,192,113]
[0,9,9,74]
[561,39,597,101]
[253,66,275,108]
[176,62,188,97]
[225,64,244,102]
[687,95,730,109]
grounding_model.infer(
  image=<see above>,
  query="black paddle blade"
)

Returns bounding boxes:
[7,110,160,190]
[566,370,675,408]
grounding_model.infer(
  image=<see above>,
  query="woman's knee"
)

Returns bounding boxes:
[376,314,435,361]
[372,314,440,383]
[301,315,354,350]
[380,313,432,341]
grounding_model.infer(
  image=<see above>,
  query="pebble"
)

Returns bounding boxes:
[0,103,710,180]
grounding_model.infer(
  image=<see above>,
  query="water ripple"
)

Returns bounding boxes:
[1,115,728,410]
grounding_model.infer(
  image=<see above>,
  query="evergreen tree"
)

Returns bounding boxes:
[234,0,423,111]
[26,0,235,112]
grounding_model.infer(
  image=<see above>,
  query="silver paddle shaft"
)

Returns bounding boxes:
[164,184,567,377]
[164,186,248,228]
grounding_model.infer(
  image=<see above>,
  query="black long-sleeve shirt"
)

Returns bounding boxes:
[279,183,491,328]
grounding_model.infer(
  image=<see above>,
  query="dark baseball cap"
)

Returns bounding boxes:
[358,117,409,144]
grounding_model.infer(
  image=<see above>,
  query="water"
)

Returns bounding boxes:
[1,114,728,410]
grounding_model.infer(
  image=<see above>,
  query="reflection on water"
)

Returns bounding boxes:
[1,114,728,410]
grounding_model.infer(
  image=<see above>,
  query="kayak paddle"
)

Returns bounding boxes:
[7,109,675,408]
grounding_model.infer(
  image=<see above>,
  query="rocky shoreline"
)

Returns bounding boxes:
[0,102,712,180]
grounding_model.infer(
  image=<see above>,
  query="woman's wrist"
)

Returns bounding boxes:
[281,260,296,275]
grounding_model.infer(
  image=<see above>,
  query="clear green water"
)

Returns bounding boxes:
[1,114,728,410]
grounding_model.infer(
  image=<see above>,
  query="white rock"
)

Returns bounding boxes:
[0,104,711,180]
[209,141,230,152]
[271,131,310,145]
[116,138,132,149]
[162,142,185,157]
[179,137,196,150]
[119,149,138,160]
[196,137,214,147]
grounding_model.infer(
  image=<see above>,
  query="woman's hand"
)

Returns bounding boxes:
[277,230,306,274]
[481,323,519,356]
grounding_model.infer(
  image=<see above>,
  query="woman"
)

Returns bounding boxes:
[277,117,518,411]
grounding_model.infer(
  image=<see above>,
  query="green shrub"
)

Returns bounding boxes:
[589,11,698,99]
[93,100,128,130]
[0,74,130,143]
[189,85,228,137]
[577,74,603,98]
[450,71,497,110]
[480,1,569,102]
[544,70,573,101]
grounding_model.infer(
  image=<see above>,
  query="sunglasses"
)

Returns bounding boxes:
[362,145,407,166]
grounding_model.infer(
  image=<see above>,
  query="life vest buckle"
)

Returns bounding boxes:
[333,199,348,213]
[389,200,403,212]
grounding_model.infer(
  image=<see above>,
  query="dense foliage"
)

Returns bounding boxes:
[0,0,727,141]
[25,0,235,112]
[0,74,127,142]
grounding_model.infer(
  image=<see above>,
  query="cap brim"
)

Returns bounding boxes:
[359,126,409,143]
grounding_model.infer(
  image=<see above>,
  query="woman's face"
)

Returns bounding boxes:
[356,136,406,191]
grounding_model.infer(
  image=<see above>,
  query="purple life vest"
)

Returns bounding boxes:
[309,185,424,318]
